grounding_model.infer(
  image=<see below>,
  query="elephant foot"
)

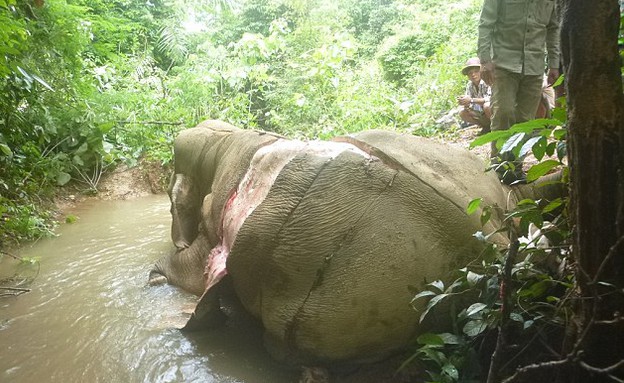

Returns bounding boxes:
[148,270,168,286]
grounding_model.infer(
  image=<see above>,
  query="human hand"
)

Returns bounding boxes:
[480,62,495,86]
[547,68,560,86]
[457,95,471,107]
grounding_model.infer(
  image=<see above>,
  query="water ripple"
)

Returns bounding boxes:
[1,195,298,383]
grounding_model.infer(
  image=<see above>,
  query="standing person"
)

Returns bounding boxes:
[478,0,560,183]
[457,57,492,135]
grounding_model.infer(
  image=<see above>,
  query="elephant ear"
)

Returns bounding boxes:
[200,130,282,244]
[169,173,200,249]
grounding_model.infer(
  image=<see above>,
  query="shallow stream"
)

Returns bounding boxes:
[0,195,298,383]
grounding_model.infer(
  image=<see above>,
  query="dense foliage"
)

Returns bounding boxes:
[0,0,483,245]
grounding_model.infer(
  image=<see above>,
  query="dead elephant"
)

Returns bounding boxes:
[149,120,558,365]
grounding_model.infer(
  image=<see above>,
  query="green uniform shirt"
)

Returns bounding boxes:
[478,0,560,76]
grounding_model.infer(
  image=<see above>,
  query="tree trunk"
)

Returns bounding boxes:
[561,1,624,382]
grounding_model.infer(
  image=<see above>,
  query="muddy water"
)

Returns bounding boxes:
[0,195,298,383]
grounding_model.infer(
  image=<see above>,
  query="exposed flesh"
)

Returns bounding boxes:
[202,139,371,292]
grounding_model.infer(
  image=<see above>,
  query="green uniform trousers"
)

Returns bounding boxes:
[490,68,543,157]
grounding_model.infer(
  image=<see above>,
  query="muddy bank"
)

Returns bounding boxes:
[52,159,170,218]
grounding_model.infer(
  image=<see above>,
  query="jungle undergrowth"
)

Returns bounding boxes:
[404,108,575,383]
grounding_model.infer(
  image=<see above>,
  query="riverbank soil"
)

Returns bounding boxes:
[52,158,170,219]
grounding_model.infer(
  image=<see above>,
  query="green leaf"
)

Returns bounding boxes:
[526,160,561,182]
[65,214,78,224]
[546,141,557,156]
[72,155,84,166]
[467,271,484,286]
[442,363,459,380]
[463,319,487,337]
[466,198,482,215]
[551,107,567,123]
[429,280,445,292]
[509,118,562,132]
[31,74,54,91]
[419,293,450,323]
[412,290,436,303]
[417,332,445,346]
[75,142,88,154]
[466,302,488,317]
[469,130,513,148]
[516,198,538,207]
[524,213,544,232]
[437,332,462,345]
[98,122,115,134]
[56,172,71,186]
[542,198,563,213]
[501,132,525,154]
[518,280,549,298]
[480,207,492,226]
[552,74,564,87]
[0,143,12,157]
[519,136,542,158]
[553,128,567,140]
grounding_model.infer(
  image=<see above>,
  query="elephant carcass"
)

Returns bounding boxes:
[151,121,512,364]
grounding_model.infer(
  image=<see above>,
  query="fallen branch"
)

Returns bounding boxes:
[0,286,31,298]
[0,286,31,292]
[0,250,22,260]
[114,120,184,126]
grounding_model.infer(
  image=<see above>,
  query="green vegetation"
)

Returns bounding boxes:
[407,116,571,382]
[0,0,482,246]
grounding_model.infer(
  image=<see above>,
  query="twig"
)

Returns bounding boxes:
[487,232,520,383]
[591,234,624,285]
[114,120,183,126]
[579,359,624,375]
[0,285,31,298]
[502,357,571,383]
[501,240,624,383]
[0,286,31,292]
[0,250,22,260]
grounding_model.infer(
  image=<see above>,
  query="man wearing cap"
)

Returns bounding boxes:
[457,57,492,134]
[478,0,560,182]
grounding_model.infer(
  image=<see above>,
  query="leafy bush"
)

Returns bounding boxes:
[407,117,571,382]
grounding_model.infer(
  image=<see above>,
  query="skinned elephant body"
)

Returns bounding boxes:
[150,120,548,364]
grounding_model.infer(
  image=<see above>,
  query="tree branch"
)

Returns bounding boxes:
[502,357,571,383]
[0,250,22,260]
[487,232,520,383]
[0,286,31,292]
[114,120,184,126]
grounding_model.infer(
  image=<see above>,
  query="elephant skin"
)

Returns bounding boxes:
[150,120,548,365]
